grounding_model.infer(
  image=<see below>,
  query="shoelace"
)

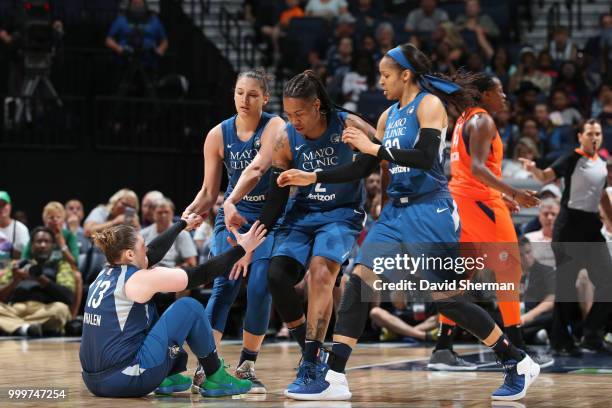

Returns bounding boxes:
[502,363,518,387]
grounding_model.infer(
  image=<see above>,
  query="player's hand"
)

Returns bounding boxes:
[514,190,540,208]
[229,251,253,280]
[223,201,247,231]
[342,127,373,153]
[502,194,520,213]
[518,158,537,173]
[228,221,267,253]
[184,213,204,231]
[277,169,316,187]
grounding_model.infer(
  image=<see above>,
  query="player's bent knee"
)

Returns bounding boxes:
[173,296,203,313]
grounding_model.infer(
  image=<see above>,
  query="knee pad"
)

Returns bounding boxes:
[334,274,371,339]
[267,256,305,323]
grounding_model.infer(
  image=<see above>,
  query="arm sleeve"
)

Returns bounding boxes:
[258,168,291,231]
[146,220,188,266]
[316,153,380,183]
[182,246,246,289]
[376,128,441,170]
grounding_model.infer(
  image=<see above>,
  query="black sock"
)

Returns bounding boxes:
[491,334,524,363]
[435,323,456,351]
[289,323,306,350]
[328,342,352,373]
[304,339,322,363]
[198,349,221,376]
[505,325,525,349]
[239,348,258,366]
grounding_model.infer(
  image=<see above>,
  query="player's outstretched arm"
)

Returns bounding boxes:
[183,125,224,219]
[224,117,286,230]
[146,214,202,267]
[125,222,266,303]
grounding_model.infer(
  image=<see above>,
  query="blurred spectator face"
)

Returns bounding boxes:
[339,37,353,57]
[153,203,174,229]
[361,35,376,53]
[65,200,84,223]
[111,194,138,218]
[14,211,27,226]
[376,24,394,48]
[521,119,538,140]
[0,200,11,223]
[465,0,480,18]
[365,173,381,198]
[534,104,550,126]
[538,200,559,232]
[515,141,536,161]
[141,191,162,224]
[358,0,372,9]
[602,14,612,29]
[130,0,146,12]
[551,90,569,110]
[493,48,508,70]
[421,0,437,14]
[578,122,603,155]
[560,62,576,81]
[520,241,535,270]
[482,78,506,114]
[44,208,65,232]
[31,231,54,263]
[537,51,553,70]
[467,53,484,72]
[234,76,268,118]
[520,89,539,111]
[494,105,511,126]
[553,28,569,47]
[521,52,536,70]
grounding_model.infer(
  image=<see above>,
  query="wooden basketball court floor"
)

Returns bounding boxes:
[1,337,611,407]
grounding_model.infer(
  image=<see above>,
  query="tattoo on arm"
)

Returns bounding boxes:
[306,317,329,341]
[272,130,290,170]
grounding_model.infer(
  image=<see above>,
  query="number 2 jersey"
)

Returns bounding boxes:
[286,110,364,212]
[80,265,157,374]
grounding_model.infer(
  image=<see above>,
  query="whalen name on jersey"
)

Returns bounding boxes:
[83,312,102,326]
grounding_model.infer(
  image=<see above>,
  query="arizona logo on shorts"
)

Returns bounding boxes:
[169,345,181,359]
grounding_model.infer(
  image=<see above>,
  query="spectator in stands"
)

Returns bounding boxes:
[548,26,577,67]
[524,198,560,268]
[487,47,515,92]
[518,238,555,345]
[555,61,589,109]
[595,84,612,127]
[512,81,541,127]
[326,36,353,95]
[84,188,140,237]
[0,191,29,269]
[591,83,611,118]
[0,227,75,336]
[342,51,377,111]
[549,88,583,127]
[141,198,197,268]
[455,0,499,40]
[375,22,395,56]
[520,116,544,154]
[305,0,349,20]
[502,137,540,179]
[534,103,563,163]
[22,202,79,269]
[140,190,164,228]
[260,0,304,63]
[64,199,89,254]
[404,0,448,35]
[351,0,381,33]
[360,33,381,63]
[370,292,438,342]
[600,14,612,81]
[494,104,519,151]
[537,50,558,82]
[105,0,168,95]
[509,47,552,95]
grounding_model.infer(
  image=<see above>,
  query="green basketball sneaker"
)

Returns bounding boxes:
[200,359,252,397]
[154,373,192,395]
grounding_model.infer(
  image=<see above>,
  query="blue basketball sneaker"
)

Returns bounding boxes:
[492,353,540,401]
[285,364,352,401]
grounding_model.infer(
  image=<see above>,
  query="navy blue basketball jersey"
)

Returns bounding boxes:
[221,112,276,214]
[287,111,364,212]
[79,265,157,374]
[383,92,448,198]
